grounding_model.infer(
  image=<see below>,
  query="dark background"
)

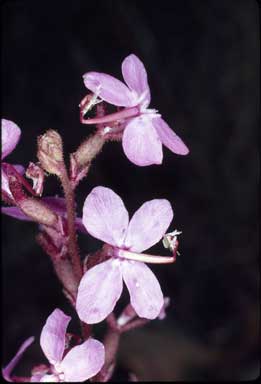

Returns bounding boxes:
[1,0,259,381]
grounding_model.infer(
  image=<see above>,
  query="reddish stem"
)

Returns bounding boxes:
[59,169,82,283]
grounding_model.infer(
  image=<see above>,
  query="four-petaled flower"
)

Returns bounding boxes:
[76,186,174,324]
[83,54,189,166]
[2,309,105,382]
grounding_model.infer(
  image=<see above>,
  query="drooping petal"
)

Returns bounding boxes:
[121,54,151,107]
[2,336,35,382]
[60,338,105,382]
[40,309,71,365]
[82,186,129,247]
[122,116,163,166]
[1,119,21,159]
[122,261,164,319]
[83,72,135,107]
[153,117,189,155]
[76,259,123,324]
[124,199,173,252]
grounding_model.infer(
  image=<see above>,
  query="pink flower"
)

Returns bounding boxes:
[1,119,24,198]
[2,309,105,382]
[83,54,189,166]
[76,186,174,324]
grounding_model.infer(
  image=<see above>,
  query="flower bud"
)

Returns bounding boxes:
[37,130,64,176]
[74,134,106,168]
[19,198,58,227]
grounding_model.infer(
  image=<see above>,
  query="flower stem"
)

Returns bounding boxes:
[60,169,82,283]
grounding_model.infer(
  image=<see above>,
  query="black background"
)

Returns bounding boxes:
[1,0,259,381]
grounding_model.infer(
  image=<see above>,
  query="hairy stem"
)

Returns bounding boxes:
[60,169,82,283]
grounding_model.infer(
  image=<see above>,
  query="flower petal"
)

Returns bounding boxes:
[122,261,164,319]
[153,117,189,155]
[1,119,21,159]
[1,206,32,221]
[82,186,129,247]
[76,259,123,324]
[1,164,24,198]
[2,336,35,382]
[60,338,105,382]
[40,309,71,365]
[124,199,173,252]
[121,54,151,107]
[122,116,163,166]
[83,72,135,107]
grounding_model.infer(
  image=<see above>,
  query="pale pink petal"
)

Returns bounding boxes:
[124,199,173,252]
[122,261,164,319]
[40,309,71,365]
[83,72,135,107]
[60,338,105,382]
[121,54,151,106]
[76,259,123,324]
[1,164,24,198]
[2,336,35,382]
[122,116,163,166]
[153,117,189,155]
[82,186,129,247]
[1,169,12,197]
[1,119,21,159]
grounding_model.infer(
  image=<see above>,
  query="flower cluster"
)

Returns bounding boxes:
[2,54,188,381]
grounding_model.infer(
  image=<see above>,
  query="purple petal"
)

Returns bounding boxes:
[83,72,135,107]
[122,116,163,166]
[2,336,35,382]
[1,196,87,233]
[153,117,189,155]
[82,186,129,247]
[76,259,123,324]
[122,261,164,319]
[1,119,21,159]
[40,309,71,365]
[124,199,173,252]
[60,338,105,382]
[121,54,151,107]
[1,206,32,221]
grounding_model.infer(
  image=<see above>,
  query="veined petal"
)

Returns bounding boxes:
[153,117,189,155]
[121,54,151,107]
[124,199,173,252]
[60,338,105,382]
[76,259,123,324]
[122,261,164,319]
[2,336,35,382]
[83,72,135,107]
[122,116,163,166]
[82,186,129,247]
[40,309,71,365]
[1,119,21,159]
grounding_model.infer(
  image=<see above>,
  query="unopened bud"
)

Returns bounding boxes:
[37,130,64,176]
[74,134,106,168]
[19,198,58,227]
